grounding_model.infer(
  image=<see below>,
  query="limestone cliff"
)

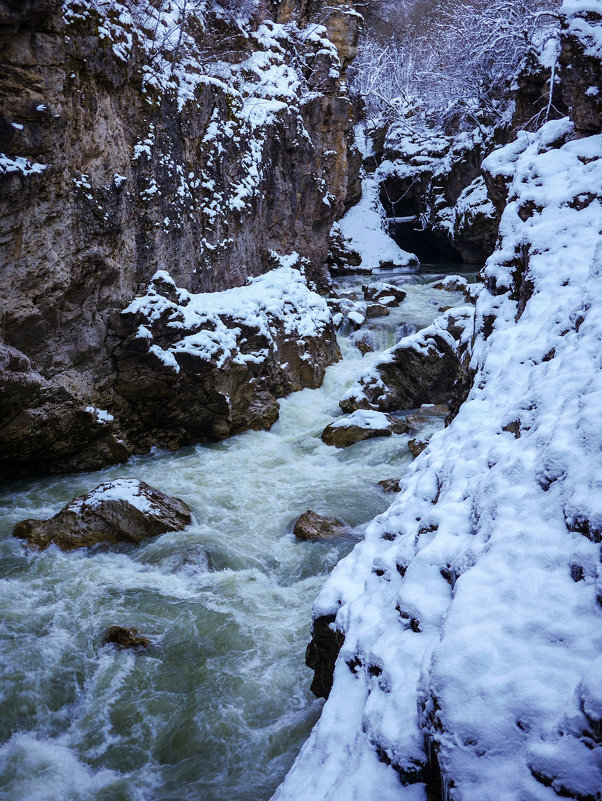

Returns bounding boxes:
[0,0,362,479]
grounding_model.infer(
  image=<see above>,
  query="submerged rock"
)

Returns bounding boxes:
[293,510,349,541]
[13,479,191,551]
[104,626,150,650]
[321,409,409,448]
[378,478,401,494]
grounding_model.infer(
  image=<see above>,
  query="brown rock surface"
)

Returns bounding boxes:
[0,0,361,479]
[13,479,191,550]
[293,510,349,541]
[104,626,150,650]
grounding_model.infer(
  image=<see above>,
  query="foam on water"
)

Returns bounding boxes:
[0,271,469,801]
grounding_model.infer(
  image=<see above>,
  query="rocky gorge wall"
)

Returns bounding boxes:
[0,0,362,479]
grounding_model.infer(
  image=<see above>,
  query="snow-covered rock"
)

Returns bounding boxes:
[275,117,602,801]
[321,410,409,449]
[13,479,191,550]
[340,308,473,414]
[114,266,340,448]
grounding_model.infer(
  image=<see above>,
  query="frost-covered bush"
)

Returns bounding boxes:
[350,0,561,131]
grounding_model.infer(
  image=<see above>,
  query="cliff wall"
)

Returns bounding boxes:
[0,0,362,479]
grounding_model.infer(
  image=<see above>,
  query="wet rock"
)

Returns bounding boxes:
[13,479,191,550]
[362,282,407,306]
[340,311,472,414]
[432,275,479,304]
[104,626,150,650]
[293,510,349,541]
[408,437,429,457]
[322,409,409,448]
[356,340,374,355]
[365,303,390,318]
[305,614,345,699]
[0,344,131,481]
[378,478,401,494]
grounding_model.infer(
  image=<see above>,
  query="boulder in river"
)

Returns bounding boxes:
[104,626,150,650]
[408,437,429,457]
[340,309,472,414]
[365,303,390,319]
[13,479,192,550]
[293,510,349,541]
[321,409,409,448]
[378,478,401,494]
[362,282,407,306]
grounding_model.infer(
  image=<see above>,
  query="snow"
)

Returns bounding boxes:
[0,154,46,176]
[337,174,419,272]
[69,479,156,515]
[275,119,602,800]
[85,406,114,424]
[123,266,332,371]
[328,410,399,432]
[562,0,602,58]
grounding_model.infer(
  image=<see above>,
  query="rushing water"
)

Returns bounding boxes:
[0,269,469,801]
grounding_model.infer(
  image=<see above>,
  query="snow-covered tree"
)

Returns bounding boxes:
[350,0,561,130]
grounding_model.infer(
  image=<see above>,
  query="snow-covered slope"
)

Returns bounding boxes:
[273,114,602,801]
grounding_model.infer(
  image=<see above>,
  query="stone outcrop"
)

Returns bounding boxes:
[321,409,409,448]
[111,267,340,451]
[0,0,362,479]
[13,478,191,549]
[560,5,602,134]
[293,510,349,541]
[340,309,473,414]
[374,125,498,265]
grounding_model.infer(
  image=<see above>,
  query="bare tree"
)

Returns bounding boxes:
[350,0,561,131]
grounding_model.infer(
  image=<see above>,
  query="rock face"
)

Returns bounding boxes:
[340,309,473,414]
[293,510,349,541]
[13,478,191,549]
[560,5,602,134]
[374,125,498,264]
[321,409,409,448]
[0,0,362,479]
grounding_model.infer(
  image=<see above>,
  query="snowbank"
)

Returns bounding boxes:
[274,119,602,800]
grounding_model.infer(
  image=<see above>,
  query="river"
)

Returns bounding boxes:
[0,266,472,801]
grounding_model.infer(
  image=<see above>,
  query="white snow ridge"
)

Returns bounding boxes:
[273,121,602,801]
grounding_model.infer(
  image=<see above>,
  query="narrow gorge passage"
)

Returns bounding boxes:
[0,269,470,801]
